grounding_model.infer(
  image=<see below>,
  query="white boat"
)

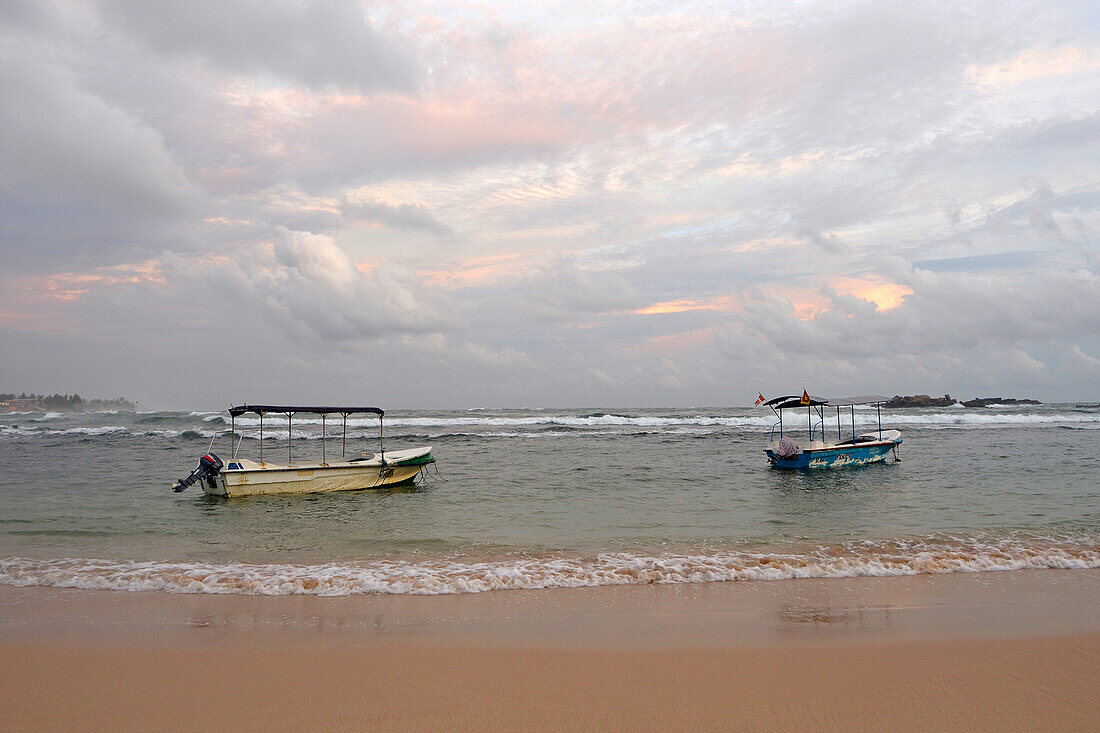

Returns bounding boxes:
[172,404,435,497]
[761,393,902,469]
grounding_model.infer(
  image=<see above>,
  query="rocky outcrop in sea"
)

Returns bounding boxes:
[961,397,1042,408]
[884,394,1042,408]
[884,394,957,408]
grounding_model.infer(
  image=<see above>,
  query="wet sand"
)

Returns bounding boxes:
[2,570,1098,730]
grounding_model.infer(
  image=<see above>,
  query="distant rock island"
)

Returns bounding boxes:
[884,394,957,408]
[0,392,136,412]
[959,397,1041,408]
[884,394,1042,408]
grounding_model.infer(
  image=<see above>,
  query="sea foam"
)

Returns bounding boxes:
[189,411,1100,431]
[2,535,1095,596]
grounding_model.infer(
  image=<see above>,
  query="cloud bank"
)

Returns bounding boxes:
[0,0,1097,407]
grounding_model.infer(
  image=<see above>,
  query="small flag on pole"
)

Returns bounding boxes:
[755,393,766,406]
[800,389,811,405]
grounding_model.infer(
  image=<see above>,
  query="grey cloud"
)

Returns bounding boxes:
[895,182,1096,268]
[800,229,846,254]
[913,251,1042,273]
[0,48,200,272]
[173,228,460,343]
[519,259,645,321]
[944,200,963,226]
[0,0,53,31]
[1,1,1097,407]
[724,266,1100,380]
[96,0,419,93]
[1065,345,1100,382]
[340,199,451,236]
[989,180,1064,240]
[601,2,1017,159]
[1011,112,1100,158]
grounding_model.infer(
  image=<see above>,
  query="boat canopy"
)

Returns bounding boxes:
[763,394,827,409]
[763,394,888,410]
[821,395,889,406]
[228,404,384,417]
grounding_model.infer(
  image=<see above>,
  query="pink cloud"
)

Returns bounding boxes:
[644,326,722,351]
[969,46,1100,88]
[0,261,169,333]
[634,295,740,315]
[418,252,526,287]
[830,276,913,311]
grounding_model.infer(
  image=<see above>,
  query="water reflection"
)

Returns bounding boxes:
[764,463,902,537]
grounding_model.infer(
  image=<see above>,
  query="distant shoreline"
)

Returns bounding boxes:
[883,394,1042,408]
[0,393,135,412]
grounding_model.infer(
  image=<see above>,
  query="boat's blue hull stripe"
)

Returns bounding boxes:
[765,440,901,469]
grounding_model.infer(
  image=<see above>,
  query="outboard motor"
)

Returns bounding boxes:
[173,453,223,492]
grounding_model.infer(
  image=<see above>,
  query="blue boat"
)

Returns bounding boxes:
[761,393,902,469]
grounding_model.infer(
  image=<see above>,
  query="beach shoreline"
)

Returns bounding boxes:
[2,569,1098,730]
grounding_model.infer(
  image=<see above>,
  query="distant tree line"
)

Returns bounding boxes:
[0,393,136,411]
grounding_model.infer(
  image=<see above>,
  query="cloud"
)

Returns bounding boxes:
[340,198,451,235]
[710,262,1100,397]
[517,258,645,322]
[0,0,54,31]
[0,48,200,272]
[969,45,1100,88]
[1066,345,1100,381]
[800,229,847,254]
[96,0,419,93]
[1,1,1097,406]
[170,228,460,342]
[397,333,533,369]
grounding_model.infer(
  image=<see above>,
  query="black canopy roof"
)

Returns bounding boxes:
[821,395,889,406]
[763,394,827,409]
[763,394,889,410]
[228,404,384,417]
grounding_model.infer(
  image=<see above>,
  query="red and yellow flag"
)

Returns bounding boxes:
[755,393,765,406]
[800,389,810,405]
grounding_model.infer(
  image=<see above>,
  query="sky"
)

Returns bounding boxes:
[1,0,1098,409]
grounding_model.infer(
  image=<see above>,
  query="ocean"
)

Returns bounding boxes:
[1,404,1097,595]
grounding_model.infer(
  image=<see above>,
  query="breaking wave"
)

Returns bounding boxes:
[882,412,1100,427]
[217,414,778,429]
[0,425,570,441]
[34,411,65,421]
[2,534,1095,596]
[0,425,133,437]
[197,411,1100,431]
[0,425,213,439]
[5,410,1099,441]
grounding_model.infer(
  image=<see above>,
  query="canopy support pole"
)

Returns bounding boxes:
[259,413,264,464]
[287,412,292,464]
[342,413,347,458]
[321,414,326,465]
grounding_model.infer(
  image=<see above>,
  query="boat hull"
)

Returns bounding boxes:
[201,449,434,497]
[765,439,900,469]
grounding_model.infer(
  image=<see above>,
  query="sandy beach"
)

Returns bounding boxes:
[2,569,1098,731]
